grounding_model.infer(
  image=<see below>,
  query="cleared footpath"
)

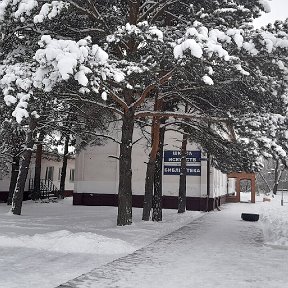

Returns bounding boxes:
[58,203,288,288]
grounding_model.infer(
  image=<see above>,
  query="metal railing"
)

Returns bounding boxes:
[29,178,60,200]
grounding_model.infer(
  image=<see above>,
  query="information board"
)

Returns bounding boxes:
[163,150,201,163]
[163,165,201,176]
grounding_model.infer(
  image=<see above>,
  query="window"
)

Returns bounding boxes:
[45,166,54,181]
[69,169,75,182]
[58,168,62,181]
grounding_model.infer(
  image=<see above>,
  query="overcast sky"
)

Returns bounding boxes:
[254,0,288,27]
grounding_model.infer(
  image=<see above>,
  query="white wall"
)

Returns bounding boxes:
[29,157,75,190]
[227,177,236,195]
[0,156,75,192]
[75,127,228,198]
[0,172,10,191]
[211,167,228,198]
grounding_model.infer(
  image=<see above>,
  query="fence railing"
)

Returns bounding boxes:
[28,178,60,200]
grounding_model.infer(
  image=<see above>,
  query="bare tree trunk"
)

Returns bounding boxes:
[11,119,36,215]
[142,160,156,221]
[59,135,69,198]
[117,110,135,226]
[258,171,272,193]
[129,0,140,25]
[152,125,165,222]
[178,132,188,213]
[7,155,20,205]
[142,98,162,221]
[32,130,45,200]
[273,160,283,195]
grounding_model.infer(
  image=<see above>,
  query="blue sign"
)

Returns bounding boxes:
[164,150,201,163]
[164,165,201,176]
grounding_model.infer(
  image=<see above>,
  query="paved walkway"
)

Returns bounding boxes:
[58,204,288,288]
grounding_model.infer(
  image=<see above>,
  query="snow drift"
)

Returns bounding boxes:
[0,230,136,254]
[260,196,288,248]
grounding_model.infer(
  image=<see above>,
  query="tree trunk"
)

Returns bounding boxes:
[258,171,271,193]
[117,110,135,226]
[178,132,188,213]
[59,135,69,198]
[273,159,282,195]
[7,155,20,205]
[142,99,162,221]
[11,119,36,215]
[32,130,45,200]
[142,159,156,221]
[152,126,165,222]
[129,0,140,25]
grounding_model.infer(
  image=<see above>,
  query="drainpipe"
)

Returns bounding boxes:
[206,152,211,212]
[206,121,211,212]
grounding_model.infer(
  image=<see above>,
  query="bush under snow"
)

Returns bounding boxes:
[260,195,288,247]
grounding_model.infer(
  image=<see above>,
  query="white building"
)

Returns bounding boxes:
[74,128,234,211]
[0,153,75,202]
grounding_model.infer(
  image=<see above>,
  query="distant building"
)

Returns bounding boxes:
[0,152,75,202]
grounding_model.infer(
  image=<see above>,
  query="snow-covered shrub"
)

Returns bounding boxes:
[260,196,288,247]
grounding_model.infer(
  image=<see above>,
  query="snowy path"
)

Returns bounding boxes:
[58,203,288,288]
[0,199,201,288]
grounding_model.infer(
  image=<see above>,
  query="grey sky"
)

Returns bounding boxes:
[254,0,288,27]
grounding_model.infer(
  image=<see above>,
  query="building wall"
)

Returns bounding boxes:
[0,156,75,202]
[28,157,75,191]
[227,177,236,195]
[74,128,228,211]
[0,172,10,192]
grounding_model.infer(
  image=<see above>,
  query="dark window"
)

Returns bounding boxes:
[45,166,54,181]
[58,168,61,181]
[69,169,75,182]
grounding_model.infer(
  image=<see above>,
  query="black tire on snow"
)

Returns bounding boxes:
[241,213,259,222]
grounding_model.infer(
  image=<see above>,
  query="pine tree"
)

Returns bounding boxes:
[1,1,288,223]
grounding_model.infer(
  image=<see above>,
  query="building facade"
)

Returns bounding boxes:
[73,128,235,211]
[0,154,75,202]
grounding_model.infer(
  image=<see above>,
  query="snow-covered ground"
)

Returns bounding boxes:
[59,195,288,288]
[0,195,287,288]
[0,198,202,288]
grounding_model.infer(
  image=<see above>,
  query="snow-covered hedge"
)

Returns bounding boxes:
[260,196,288,247]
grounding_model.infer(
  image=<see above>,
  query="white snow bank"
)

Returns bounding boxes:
[0,199,203,288]
[260,195,288,247]
[0,229,136,254]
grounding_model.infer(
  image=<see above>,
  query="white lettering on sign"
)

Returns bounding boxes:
[186,158,197,162]
[164,166,201,175]
[167,157,197,162]
[171,151,198,156]
[186,168,201,173]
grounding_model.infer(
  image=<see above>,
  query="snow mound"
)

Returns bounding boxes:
[260,198,288,247]
[0,230,136,254]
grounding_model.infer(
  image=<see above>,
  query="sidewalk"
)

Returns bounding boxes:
[58,203,288,288]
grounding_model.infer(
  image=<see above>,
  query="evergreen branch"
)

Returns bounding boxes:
[132,69,174,109]
[66,27,105,34]
[86,0,110,32]
[59,93,124,116]
[138,0,164,22]
[150,0,178,23]
[103,87,129,112]
[135,110,229,124]
[66,0,100,22]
